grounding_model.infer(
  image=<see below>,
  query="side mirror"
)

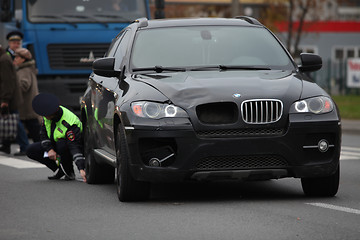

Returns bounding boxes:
[298,53,322,72]
[92,57,121,77]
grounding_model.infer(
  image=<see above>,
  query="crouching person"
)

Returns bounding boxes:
[26,93,87,182]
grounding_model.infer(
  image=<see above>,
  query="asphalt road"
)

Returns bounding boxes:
[1,133,360,240]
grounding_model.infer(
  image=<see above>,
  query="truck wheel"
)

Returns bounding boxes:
[116,123,150,202]
[84,123,114,184]
[301,165,339,197]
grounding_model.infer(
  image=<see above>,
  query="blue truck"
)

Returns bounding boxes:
[0,0,151,112]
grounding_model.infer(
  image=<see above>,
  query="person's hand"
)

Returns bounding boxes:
[48,149,57,161]
[0,102,9,114]
[80,169,87,183]
[0,102,8,108]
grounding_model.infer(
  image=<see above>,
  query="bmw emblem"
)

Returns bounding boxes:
[232,93,241,98]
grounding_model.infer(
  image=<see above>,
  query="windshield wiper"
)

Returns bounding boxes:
[94,14,130,22]
[63,14,108,27]
[133,66,186,73]
[191,65,271,71]
[30,15,77,28]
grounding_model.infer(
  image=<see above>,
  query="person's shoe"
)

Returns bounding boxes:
[0,145,11,154]
[14,151,27,156]
[48,169,65,180]
[64,172,75,181]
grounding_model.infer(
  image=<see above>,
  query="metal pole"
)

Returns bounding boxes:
[232,0,240,17]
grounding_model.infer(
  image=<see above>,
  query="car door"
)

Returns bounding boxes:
[95,29,132,155]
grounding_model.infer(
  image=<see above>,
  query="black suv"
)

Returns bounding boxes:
[81,17,341,202]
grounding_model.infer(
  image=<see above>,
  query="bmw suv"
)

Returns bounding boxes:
[81,17,341,202]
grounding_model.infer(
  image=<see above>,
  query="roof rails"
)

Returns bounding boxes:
[134,18,148,28]
[235,16,262,26]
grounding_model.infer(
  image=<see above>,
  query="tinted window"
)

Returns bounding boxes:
[106,31,125,57]
[131,26,293,70]
[114,30,132,69]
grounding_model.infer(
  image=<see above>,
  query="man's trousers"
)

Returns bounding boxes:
[26,139,75,175]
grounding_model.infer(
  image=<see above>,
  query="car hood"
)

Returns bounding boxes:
[133,70,302,109]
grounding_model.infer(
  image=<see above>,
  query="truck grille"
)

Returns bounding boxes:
[196,155,288,170]
[241,99,283,124]
[47,44,109,70]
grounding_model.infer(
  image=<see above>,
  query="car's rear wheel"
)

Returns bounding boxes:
[84,122,115,184]
[116,123,150,202]
[301,165,339,197]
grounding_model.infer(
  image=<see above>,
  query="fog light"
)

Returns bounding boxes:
[318,139,329,152]
[149,158,161,167]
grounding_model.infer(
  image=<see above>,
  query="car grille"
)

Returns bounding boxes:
[196,155,288,170]
[241,99,283,124]
[47,44,109,70]
[196,128,284,138]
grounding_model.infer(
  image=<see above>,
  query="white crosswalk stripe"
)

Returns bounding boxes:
[0,156,46,169]
[341,146,360,161]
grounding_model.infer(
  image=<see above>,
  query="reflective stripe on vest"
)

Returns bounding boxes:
[44,106,82,142]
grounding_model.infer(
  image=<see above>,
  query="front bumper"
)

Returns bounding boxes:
[125,115,341,183]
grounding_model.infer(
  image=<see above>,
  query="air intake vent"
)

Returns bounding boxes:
[196,102,238,124]
[196,128,285,138]
[196,155,288,170]
[241,99,283,124]
[47,44,109,70]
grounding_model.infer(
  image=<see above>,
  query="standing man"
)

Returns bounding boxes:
[13,48,41,152]
[26,93,87,182]
[4,30,30,155]
[6,31,23,60]
[0,44,22,154]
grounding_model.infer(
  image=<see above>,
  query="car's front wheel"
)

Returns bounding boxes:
[116,123,150,202]
[301,165,340,197]
[84,122,115,184]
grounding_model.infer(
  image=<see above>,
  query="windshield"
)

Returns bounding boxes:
[27,0,148,23]
[131,26,294,71]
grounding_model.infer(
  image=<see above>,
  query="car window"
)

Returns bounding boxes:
[114,30,132,69]
[106,31,125,57]
[130,26,294,71]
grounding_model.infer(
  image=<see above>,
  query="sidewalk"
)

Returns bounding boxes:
[341,119,360,135]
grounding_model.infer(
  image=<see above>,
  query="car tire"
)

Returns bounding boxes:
[84,122,115,184]
[301,165,340,197]
[116,123,150,202]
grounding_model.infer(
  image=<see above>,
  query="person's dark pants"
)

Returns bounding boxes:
[26,139,74,175]
[16,120,29,152]
[22,119,41,142]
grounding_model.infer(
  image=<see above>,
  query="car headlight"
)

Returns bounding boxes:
[131,101,188,119]
[290,96,334,114]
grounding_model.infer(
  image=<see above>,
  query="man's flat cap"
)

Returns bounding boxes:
[15,48,32,60]
[6,31,23,41]
[32,93,60,116]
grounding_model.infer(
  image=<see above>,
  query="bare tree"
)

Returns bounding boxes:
[262,0,326,57]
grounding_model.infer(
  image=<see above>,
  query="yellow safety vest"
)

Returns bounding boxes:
[44,106,82,142]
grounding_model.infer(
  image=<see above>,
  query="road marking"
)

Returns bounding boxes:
[0,156,46,169]
[342,146,360,152]
[306,203,360,215]
[340,155,359,160]
[340,146,360,160]
[341,151,360,157]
